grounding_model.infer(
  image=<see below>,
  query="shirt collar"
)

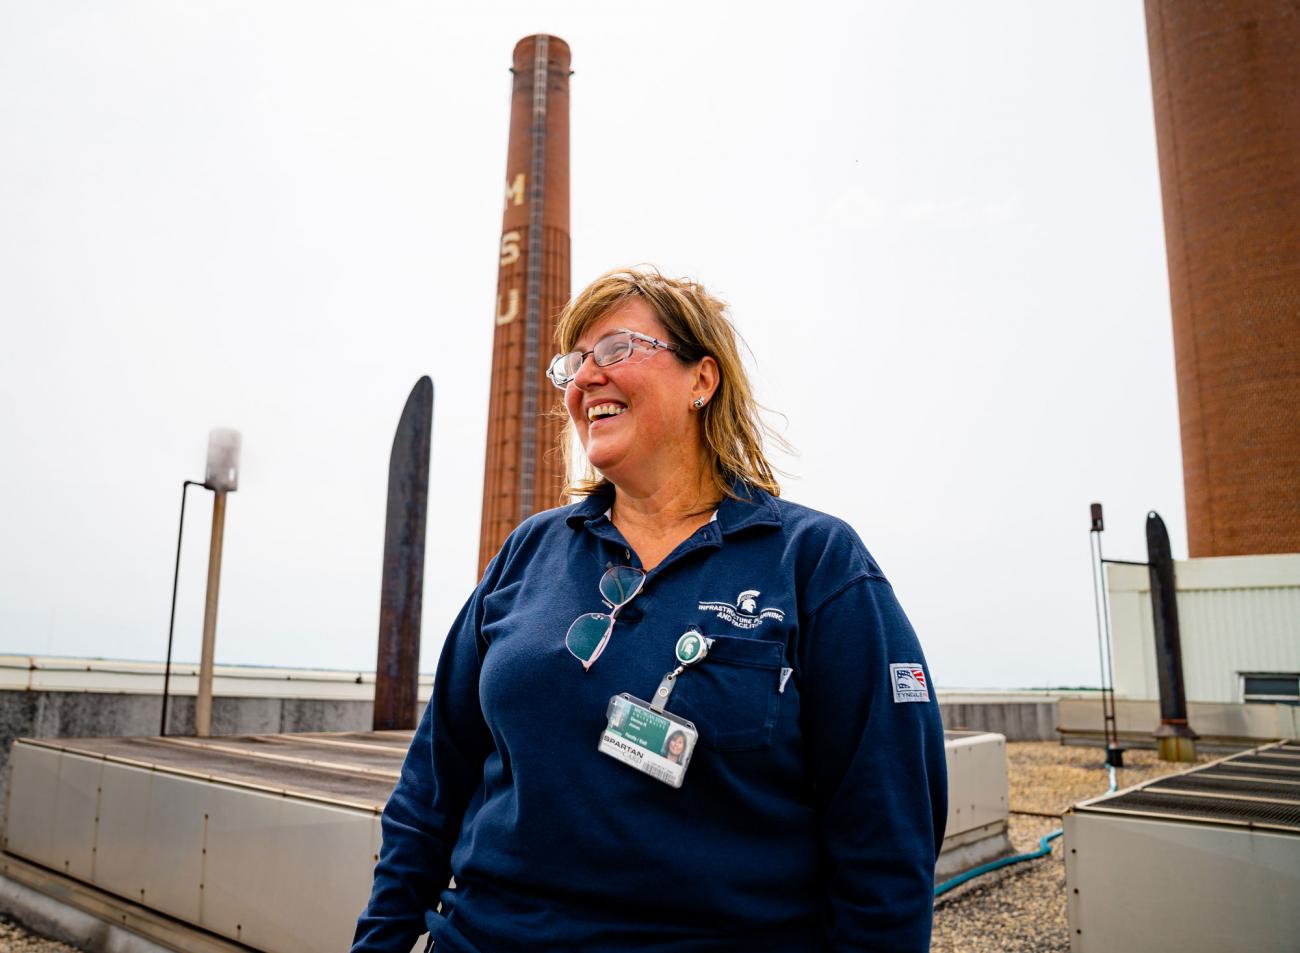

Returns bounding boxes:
[564,478,781,535]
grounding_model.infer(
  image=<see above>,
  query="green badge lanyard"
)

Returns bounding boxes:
[650,630,713,713]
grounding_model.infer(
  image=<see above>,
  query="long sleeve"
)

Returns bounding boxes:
[351,585,495,952]
[799,575,948,952]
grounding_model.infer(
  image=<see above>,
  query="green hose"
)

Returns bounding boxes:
[934,829,1063,897]
[935,763,1118,897]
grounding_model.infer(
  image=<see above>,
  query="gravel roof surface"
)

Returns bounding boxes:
[0,915,80,952]
[931,741,1216,953]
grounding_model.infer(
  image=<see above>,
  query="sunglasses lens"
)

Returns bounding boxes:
[566,613,612,663]
[599,566,645,607]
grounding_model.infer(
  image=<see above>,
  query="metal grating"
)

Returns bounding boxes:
[1200,763,1300,782]
[1229,753,1300,769]
[1076,741,1300,832]
[1093,790,1300,830]
[1153,774,1300,803]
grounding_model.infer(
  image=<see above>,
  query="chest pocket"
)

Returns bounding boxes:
[670,635,784,752]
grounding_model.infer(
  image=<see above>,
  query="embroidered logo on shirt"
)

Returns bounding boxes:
[890,664,930,703]
[697,590,786,630]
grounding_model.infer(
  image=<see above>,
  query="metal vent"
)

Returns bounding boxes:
[1155,774,1300,803]
[1095,790,1300,831]
[1199,763,1300,782]
[1074,740,1300,834]
[1229,752,1300,769]
[1065,744,1300,952]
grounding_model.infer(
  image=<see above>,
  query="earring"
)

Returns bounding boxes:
[693,397,705,409]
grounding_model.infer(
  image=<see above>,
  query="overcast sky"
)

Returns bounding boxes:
[0,1,1184,689]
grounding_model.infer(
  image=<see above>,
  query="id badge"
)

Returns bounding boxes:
[599,693,698,788]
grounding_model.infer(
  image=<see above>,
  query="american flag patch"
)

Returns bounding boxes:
[890,663,930,703]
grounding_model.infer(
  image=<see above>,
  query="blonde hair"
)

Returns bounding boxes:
[553,266,790,502]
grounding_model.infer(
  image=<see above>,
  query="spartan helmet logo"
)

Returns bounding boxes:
[736,590,761,615]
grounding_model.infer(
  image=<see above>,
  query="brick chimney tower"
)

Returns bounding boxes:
[1145,1,1300,555]
[478,36,572,575]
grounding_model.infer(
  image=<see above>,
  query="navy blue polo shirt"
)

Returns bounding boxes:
[353,483,947,953]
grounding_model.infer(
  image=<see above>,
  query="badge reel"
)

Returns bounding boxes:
[598,631,712,789]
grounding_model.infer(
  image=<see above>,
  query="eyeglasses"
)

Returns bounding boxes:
[547,330,680,389]
[565,565,646,670]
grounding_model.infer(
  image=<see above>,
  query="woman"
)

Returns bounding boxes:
[353,268,947,952]
[663,729,688,764]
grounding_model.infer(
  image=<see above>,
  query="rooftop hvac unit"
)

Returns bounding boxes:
[4,731,1009,951]
[1064,740,1300,953]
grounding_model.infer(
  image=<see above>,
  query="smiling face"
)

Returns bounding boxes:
[563,298,711,491]
[667,733,686,758]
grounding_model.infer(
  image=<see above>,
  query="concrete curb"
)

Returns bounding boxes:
[0,869,172,953]
[0,854,251,953]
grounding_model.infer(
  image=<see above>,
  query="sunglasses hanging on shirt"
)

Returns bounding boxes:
[564,565,646,670]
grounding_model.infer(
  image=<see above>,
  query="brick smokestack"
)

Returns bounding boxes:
[1144,1,1300,556]
[478,36,572,576]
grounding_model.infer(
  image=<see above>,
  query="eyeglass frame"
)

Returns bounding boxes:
[547,329,683,390]
[564,564,647,671]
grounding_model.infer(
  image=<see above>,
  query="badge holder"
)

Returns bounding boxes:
[598,632,712,789]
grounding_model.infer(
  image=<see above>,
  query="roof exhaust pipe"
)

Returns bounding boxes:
[1146,511,1198,762]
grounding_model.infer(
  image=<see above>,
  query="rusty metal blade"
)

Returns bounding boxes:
[374,377,433,730]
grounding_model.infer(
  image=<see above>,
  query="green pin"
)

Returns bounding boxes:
[675,631,707,666]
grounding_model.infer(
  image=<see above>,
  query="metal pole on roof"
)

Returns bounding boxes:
[1089,503,1124,767]
[194,428,241,738]
[161,479,203,736]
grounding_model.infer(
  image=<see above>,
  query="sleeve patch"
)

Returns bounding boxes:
[890,663,930,703]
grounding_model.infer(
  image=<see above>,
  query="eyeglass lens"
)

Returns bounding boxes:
[565,613,613,663]
[599,565,644,606]
[593,332,634,367]
[564,566,645,667]
[552,332,640,385]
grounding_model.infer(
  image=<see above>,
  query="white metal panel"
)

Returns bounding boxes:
[199,784,285,947]
[1279,703,1300,739]
[943,732,1008,838]
[1179,586,1300,701]
[1105,564,1157,699]
[138,771,206,924]
[1065,812,1300,953]
[4,739,427,953]
[2,743,61,862]
[92,761,155,903]
[201,785,377,953]
[1107,554,1300,703]
[1056,697,1293,739]
[7,749,384,953]
[1174,553,1300,589]
[48,753,102,882]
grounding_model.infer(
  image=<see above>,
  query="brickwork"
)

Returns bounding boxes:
[479,36,572,575]
[1145,1,1300,556]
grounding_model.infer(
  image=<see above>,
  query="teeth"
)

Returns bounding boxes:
[587,403,628,422]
